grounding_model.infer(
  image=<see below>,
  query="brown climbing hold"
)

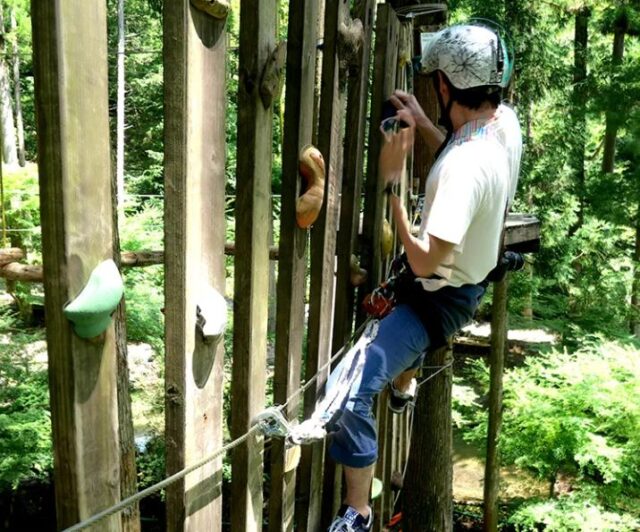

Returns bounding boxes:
[350,255,368,287]
[296,145,325,229]
[190,0,230,19]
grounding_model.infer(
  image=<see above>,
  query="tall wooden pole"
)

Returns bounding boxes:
[31,0,122,528]
[230,1,276,531]
[483,277,509,531]
[269,0,318,529]
[163,2,226,530]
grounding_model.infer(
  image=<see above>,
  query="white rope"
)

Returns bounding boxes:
[63,424,262,531]
[63,319,371,531]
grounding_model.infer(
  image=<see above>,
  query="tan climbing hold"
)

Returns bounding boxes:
[296,145,325,229]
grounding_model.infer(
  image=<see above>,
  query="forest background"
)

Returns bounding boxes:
[0,0,639,530]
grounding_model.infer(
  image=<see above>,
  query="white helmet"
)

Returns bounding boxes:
[421,24,512,90]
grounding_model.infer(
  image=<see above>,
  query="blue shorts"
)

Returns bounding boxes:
[328,283,485,468]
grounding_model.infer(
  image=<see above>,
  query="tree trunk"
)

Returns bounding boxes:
[571,7,590,230]
[0,5,17,165]
[116,0,126,222]
[601,13,627,174]
[484,277,509,532]
[403,344,453,531]
[10,10,24,167]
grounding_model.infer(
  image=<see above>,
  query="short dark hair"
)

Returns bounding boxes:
[440,73,502,110]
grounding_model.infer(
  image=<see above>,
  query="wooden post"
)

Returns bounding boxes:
[331,0,376,354]
[163,2,226,530]
[402,344,454,531]
[483,276,509,531]
[231,1,276,531]
[325,0,376,523]
[269,0,318,530]
[297,1,350,529]
[111,140,141,532]
[359,4,401,310]
[31,1,122,529]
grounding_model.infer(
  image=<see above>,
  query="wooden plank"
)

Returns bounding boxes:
[31,1,121,528]
[269,0,318,529]
[373,390,393,531]
[163,2,226,530]
[359,4,401,316]
[297,1,351,529]
[483,276,509,532]
[230,1,276,531]
[331,0,376,354]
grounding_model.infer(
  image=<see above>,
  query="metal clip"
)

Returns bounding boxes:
[251,407,292,439]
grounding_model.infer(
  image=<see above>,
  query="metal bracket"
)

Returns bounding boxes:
[251,407,292,439]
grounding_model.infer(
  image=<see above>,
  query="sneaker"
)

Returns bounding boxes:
[388,377,417,414]
[328,505,373,532]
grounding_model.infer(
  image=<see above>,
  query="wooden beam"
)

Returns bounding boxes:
[163,2,226,530]
[298,1,351,529]
[230,1,275,531]
[484,276,509,532]
[31,0,121,528]
[0,247,23,266]
[269,0,318,529]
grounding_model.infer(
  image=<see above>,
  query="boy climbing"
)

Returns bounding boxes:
[327,23,523,531]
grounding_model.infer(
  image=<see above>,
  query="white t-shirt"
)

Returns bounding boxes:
[417,104,521,290]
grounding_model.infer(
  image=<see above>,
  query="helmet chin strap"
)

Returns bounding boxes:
[433,75,454,159]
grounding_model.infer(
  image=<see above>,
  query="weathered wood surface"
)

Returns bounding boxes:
[163,2,226,530]
[331,0,376,355]
[269,0,318,529]
[504,213,540,250]
[403,344,454,531]
[31,0,122,528]
[299,1,350,529]
[231,1,275,531]
[0,247,23,265]
[484,276,509,532]
[325,0,376,523]
[359,4,401,316]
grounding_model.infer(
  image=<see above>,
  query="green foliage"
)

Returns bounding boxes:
[454,339,640,526]
[0,311,51,489]
[1,163,41,253]
[136,435,165,490]
[120,203,164,349]
[508,491,640,531]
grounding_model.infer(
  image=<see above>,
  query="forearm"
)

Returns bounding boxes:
[416,117,445,154]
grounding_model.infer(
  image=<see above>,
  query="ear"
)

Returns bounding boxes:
[437,71,449,100]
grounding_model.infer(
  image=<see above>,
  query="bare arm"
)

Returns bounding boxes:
[379,108,454,276]
[390,90,445,154]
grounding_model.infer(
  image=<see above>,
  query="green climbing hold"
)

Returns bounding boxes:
[371,477,383,500]
[63,259,124,339]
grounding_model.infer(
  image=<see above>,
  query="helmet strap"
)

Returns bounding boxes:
[433,74,454,159]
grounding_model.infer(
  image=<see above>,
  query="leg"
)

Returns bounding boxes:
[343,464,374,517]
[393,368,418,393]
[328,305,430,518]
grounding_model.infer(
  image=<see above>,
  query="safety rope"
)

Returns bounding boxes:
[63,318,371,531]
[63,319,452,531]
[63,424,262,531]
